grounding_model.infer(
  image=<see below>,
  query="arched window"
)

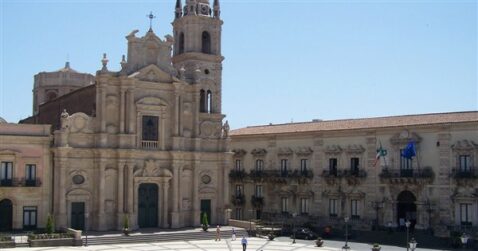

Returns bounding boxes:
[179,32,185,54]
[201,31,211,54]
[207,90,212,113]
[199,89,206,113]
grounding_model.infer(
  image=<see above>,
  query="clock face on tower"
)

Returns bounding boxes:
[200,4,209,15]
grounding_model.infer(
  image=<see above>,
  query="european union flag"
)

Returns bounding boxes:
[401,141,416,159]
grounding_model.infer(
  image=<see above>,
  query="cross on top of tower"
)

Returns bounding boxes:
[146,11,156,32]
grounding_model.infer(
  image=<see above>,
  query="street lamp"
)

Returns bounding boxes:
[292,213,297,244]
[409,237,417,251]
[460,233,469,249]
[342,217,350,250]
[84,213,89,246]
[405,220,411,251]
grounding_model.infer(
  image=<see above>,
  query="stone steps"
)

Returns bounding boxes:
[82,229,248,246]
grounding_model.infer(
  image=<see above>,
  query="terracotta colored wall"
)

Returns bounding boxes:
[20,85,96,130]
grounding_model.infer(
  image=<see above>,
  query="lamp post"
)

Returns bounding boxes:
[405,220,411,251]
[409,237,417,251]
[292,213,297,244]
[342,217,350,250]
[84,213,89,246]
[460,233,469,249]
[248,209,254,236]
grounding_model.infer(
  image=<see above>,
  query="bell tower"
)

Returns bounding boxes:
[172,0,223,114]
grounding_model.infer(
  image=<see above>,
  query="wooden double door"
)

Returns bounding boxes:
[138,183,159,228]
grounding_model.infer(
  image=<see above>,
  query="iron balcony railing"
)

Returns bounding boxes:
[321,169,367,178]
[0,178,42,187]
[451,167,478,179]
[250,169,313,179]
[251,195,264,208]
[379,168,434,179]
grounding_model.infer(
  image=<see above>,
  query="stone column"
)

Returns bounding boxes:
[100,88,106,132]
[127,164,134,214]
[57,159,68,229]
[127,89,135,134]
[171,164,180,228]
[119,90,126,133]
[97,161,107,230]
[162,182,170,228]
[117,163,125,229]
[192,162,200,226]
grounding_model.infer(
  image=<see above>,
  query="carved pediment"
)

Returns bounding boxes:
[390,131,422,145]
[251,148,267,157]
[345,144,365,154]
[277,147,293,156]
[346,190,366,199]
[136,96,168,107]
[134,160,172,178]
[451,140,478,151]
[68,112,93,133]
[232,149,247,157]
[325,145,343,154]
[296,147,313,156]
[200,120,222,139]
[322,189,344,198]
[124,30,176,76]
[129,65,174,83]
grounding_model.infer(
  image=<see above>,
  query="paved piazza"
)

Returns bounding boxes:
[4,237,450,251]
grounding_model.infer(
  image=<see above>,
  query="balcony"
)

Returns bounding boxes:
[451,168,478,179]
[229,169,247,182]
[250,170,265,182]
[231,194,245,206]
[141,140,158,149]
[251,195,264,208]
[451,168,477,186]
[0,178,42,187]
[321,169,366,185]
[0,179,13,187]
[379,167,434,184]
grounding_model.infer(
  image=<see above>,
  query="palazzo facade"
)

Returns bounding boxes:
[229,112,478,237]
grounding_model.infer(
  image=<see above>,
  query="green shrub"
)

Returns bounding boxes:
[0,235,12,242]
[46,214,54,234]
[123,215,129,229]
[201,212,209,231]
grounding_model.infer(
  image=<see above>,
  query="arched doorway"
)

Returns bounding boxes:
[397,191,417,228]
[138,183,158,228]
[0,199,13,231]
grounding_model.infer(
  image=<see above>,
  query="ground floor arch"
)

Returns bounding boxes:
[397,190,417,228]
[0,199,13,231]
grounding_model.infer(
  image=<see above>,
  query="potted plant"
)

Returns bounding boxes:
[122,215,130,236]
[201,212,209,232]
[372,243,381,251]
[316,237,324,247]
[268,232,275,240]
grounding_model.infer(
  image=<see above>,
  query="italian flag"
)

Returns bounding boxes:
[373,143,387,167]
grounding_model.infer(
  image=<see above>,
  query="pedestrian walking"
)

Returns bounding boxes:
[231,227,236,240]
[215,225,221,241]
[241,236,248,251]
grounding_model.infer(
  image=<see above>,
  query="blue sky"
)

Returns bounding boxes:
[1,0,476,129]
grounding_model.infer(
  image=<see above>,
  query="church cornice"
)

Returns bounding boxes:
[172,52,224,64]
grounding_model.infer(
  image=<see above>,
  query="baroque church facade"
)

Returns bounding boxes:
[1,0,231,231]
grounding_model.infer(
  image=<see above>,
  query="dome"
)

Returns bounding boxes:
[0,116,8,124]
